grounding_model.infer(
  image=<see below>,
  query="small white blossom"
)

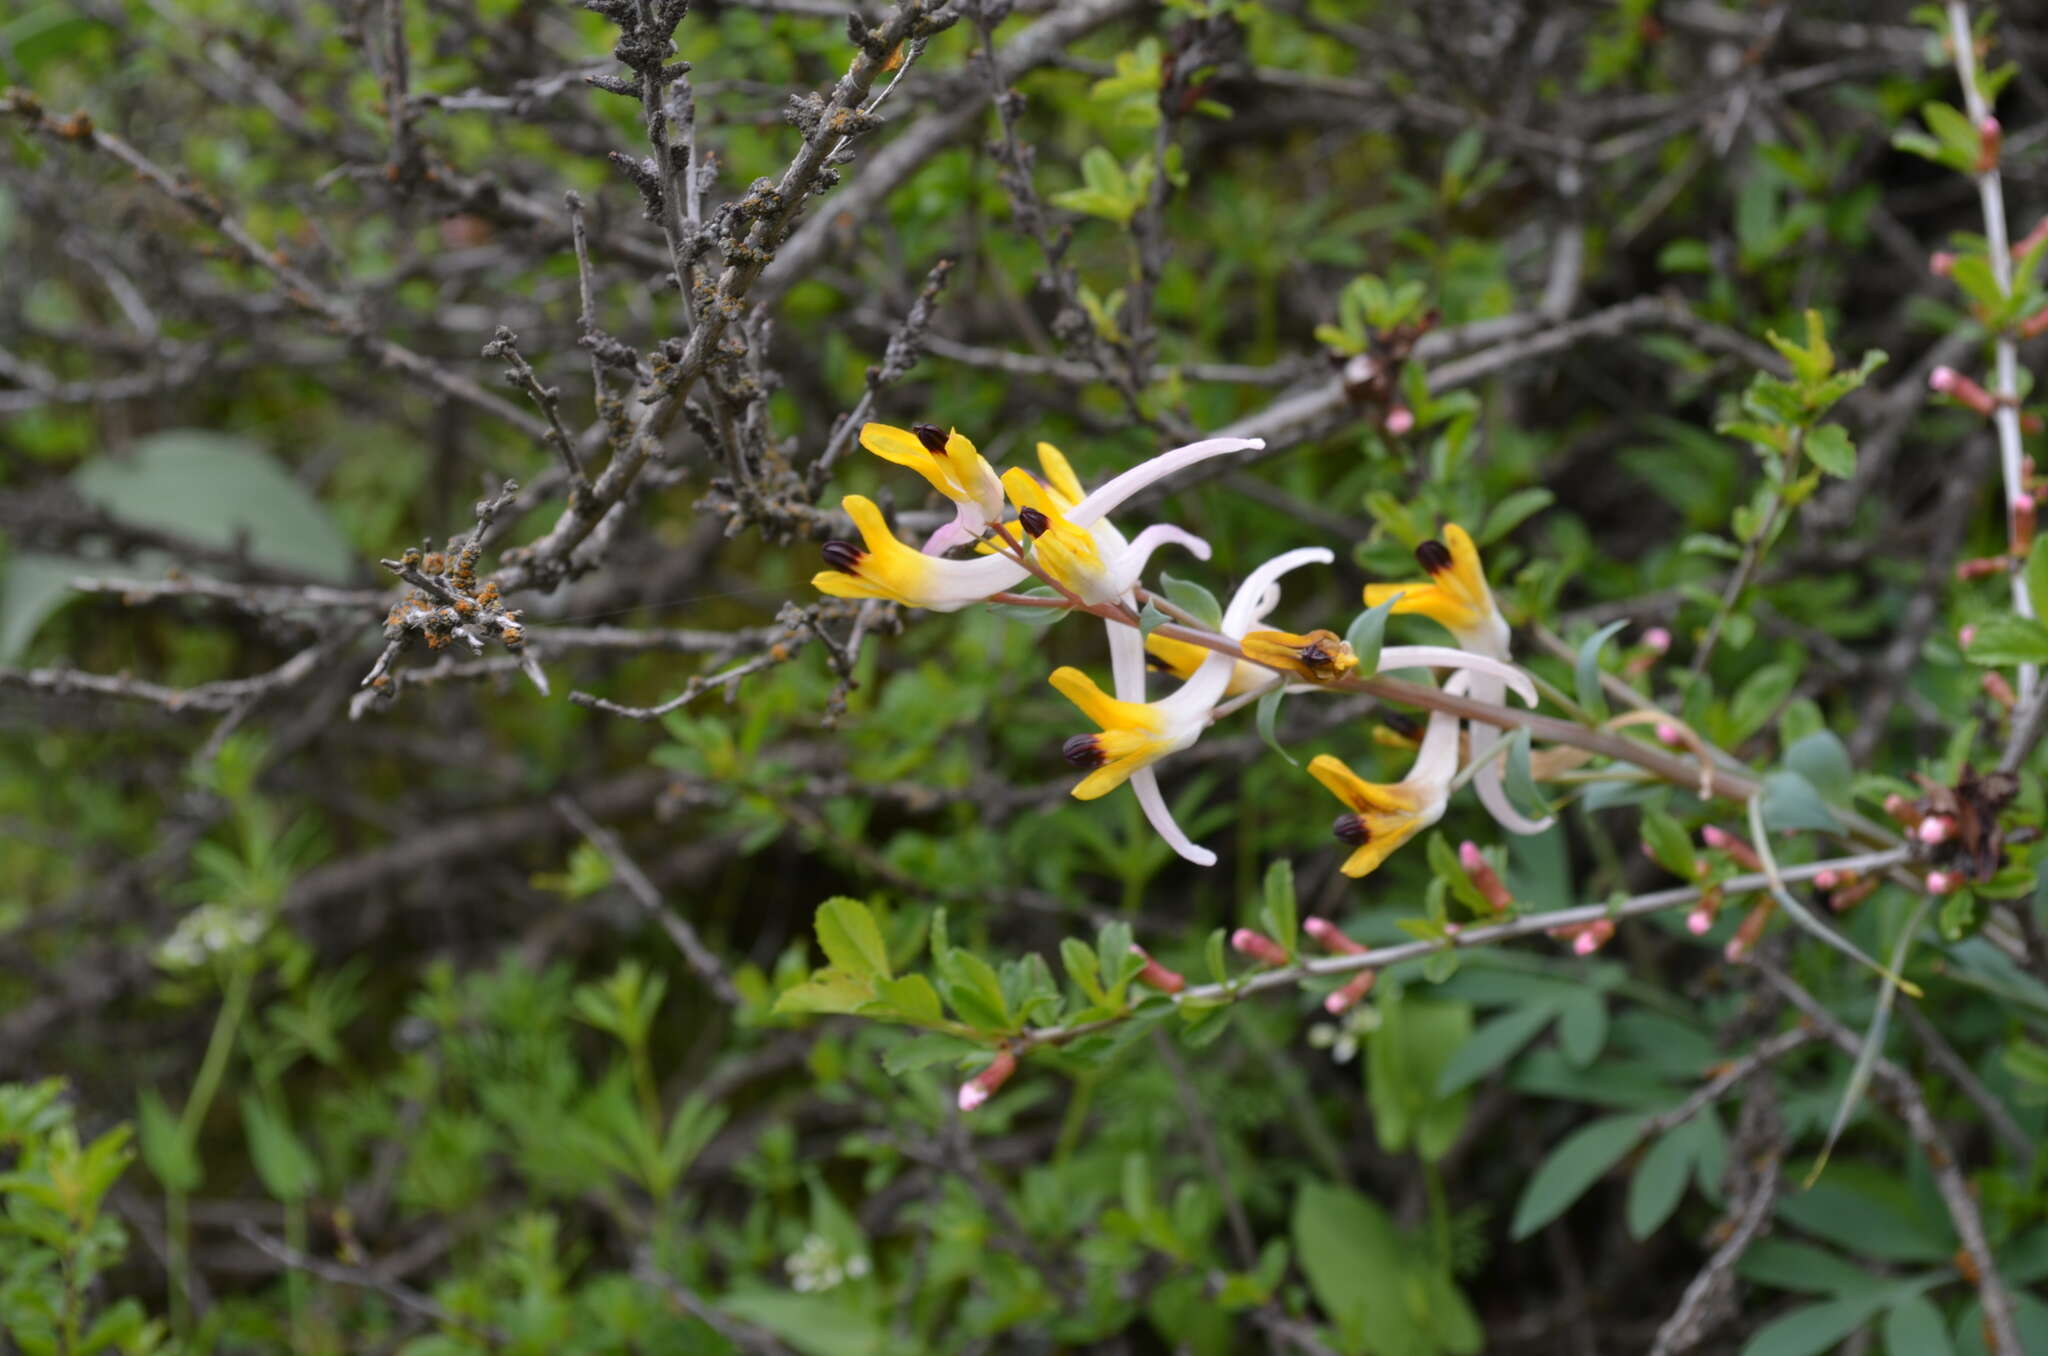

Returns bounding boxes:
[785,1232,869,1294]
[155,902,267,971]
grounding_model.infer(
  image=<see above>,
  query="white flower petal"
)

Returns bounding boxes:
[1376,645,1539,707]
[1067,437,1264,528]
[1130,765,1217,867]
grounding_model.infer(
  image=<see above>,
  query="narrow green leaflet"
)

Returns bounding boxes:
[1511,1112,1649,1239]
[1160,573,1223,630]
[1574,620,1630,720]
[1255,685,1297,767]
[1344,590,1402,675]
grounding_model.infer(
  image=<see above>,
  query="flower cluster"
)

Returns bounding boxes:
[812,422,1548,879]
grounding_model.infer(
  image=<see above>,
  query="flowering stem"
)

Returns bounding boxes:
[1005,848,1911,1057]
[1947,0,2038,705]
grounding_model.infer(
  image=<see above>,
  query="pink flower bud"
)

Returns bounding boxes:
[1573,928,1602,956]
[1129,944,1185,994]
[1230,928,1289,967]
[1931,365,1960,393]
[1918,815,1954,845]
[1643,627,1672,653]
[1979,115,2003,173]
[1383,406,1415,435]
[1685,907,1714,935]
[1959,624,1978,647]
[1931,250,1958,277]
[1883,793,1916,825]
[1931,367,1998,417]
[1458,841,1515,912]
[1700,825,1764,872]
[1984,670,2018,710]
[1656,722,1682,747]
[1925,869,1960,895]
[1323,969,1378,1014]
[1813,869,1840,891]
[958,1049,1016,1112]
[1303,916,1366,956]
[1722,937,1750,962]
[1830,877,1879,912]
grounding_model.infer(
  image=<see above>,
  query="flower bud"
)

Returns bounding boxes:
[1458,841,1514,912]
[1573,920,1615,956]
[1984,670,2018,710]
[1931,366,1998,417]
[1642,627,1672,654]
[2014,493,2037,554]
[1925,869,1960,896]
[1230,928,1289,967]
[1129,944,1185,994]
[1655,722,1683,747]
[1918,815,1955,846]
[1685,907,1715,935]
[958,1049,1016,1112]
[1813,868,1840,891]
[1724,899,1774,962]
[1384,406,1415,436]
[1830,876,1879,912]
[1701,825,1764,873]
[1324,970,1377,1014]
[1959,624,1978,647]
[1930,250,1958,277]
[1304,916,1366,955]
[1978,115,2003,173]
[1883,793,1917,825]
[1956,555,2011,581]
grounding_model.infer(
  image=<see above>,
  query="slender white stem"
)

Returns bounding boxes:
[1948,1,2037,703]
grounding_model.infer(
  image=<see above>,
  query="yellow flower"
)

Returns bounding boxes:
[1362,523,1509,657]
[1240,628,1357,683]
[1001,467,1115,602]
[811,495,1026,610]
[1049,666,1187,800]
[1308,752,1449,879]
[860,422,1004,521]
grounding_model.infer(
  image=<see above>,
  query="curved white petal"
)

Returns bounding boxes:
[1222,547,1335,636]
[1106,616,1148,704]
[1106,523,1212,599]
[1463,670,1555,834]
[1130,765,1217,867]
[1067,437,1264,527]
[1377,645,1539,708]
[919,555,1032,611]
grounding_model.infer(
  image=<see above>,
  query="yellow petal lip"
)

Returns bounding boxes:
[1036,442,1085,505]
[1306,753,1433,878]
[858,422,995,511]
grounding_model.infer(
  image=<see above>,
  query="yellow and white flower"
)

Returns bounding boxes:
[859,422,1005,555]
[1363,521,1552,834]
[814,434,1260,612]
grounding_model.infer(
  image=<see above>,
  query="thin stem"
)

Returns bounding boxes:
[1947,0,2037,704]
[1008,848,1909,1056]
[169,961,253,1333]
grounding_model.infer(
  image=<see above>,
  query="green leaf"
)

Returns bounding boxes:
[815,897,891,981]
[869,974,945,1026]
[1255,686,1296,767]
[240,1094,318,1203]
[1480,488,1555,543]
[879,1031,981,1075]
[1627,1118,1702,1240]
[0,550,96,665]
[721,1289,884,1356]
[1511,1113,1648,1239]
[1574,620,1630,720]
[136,1090,199,1194]
[1556,991,1608,1067]
[72,430,357,584]
[1760,770,1839,833]
[1344,591,1401,675]
[1436,1003,1556,1096]
[1291,1182,1406,1345]
[1261,858,1297,954]
[1160,573,1223,631]
[1804,423,1856,477]
[1641,808,1697,879]
[1729,662,1796,741]
[1138,597,1168,638]
[1783,731,1852,803]
[1883,1294,1952,1356]
[2028,538,2048,632]
[1963,615,2048,666]
[1502,727,1548,821]
[1740,1296,1893,1356]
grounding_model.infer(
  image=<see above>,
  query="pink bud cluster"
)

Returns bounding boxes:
[1458,841,1514,913]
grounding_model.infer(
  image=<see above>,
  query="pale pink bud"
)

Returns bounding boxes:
[1979,115,2003,173]
[1324,970,1378,1014]
[1931,365,1961,393]
[1883,793,1916,825]
[1959,624,1978,647]
[1925,869,1960,895]
[1231,928,1289,967]
[1642,627,1672,653]
[2014,494,2037,554]
[1930,250,1958,277]
[1656,722,1682,746]
[1573,929,1600,956]
[1383,406,1415,435]
[1686,907,1714,935]
[1458,841,1514,912]
[1932,367,1998,417]
[1813,869,1840,891]
[1701,825,1764,873]
[1723,937,1750,962]
[1985,670,2018,710]
[1129,944,1185,994]
[958,1049,1016,1112]
[1724,899,1775,961]
[1303,916,1367,956]
[1918,815,1954,845]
